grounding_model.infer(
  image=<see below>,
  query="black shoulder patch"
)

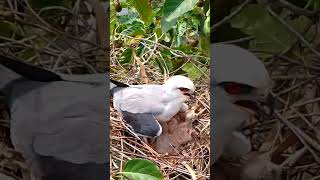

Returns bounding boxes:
[121,111,161,138]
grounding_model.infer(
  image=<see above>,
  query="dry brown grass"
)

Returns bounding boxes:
[109,65,210,179]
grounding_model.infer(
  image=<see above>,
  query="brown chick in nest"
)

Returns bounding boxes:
[152,108,197,154]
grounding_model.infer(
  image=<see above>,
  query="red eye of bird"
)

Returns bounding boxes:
[179,87,190,92]
[220,82,253,95]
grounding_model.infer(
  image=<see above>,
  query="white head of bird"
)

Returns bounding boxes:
[211,43,274,121]
[163,75,195,100]
[211,43,275,164]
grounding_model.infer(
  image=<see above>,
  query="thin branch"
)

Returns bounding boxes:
[220,36,255,44]
[275,0,317,17]
[211,0,251,31]
[267,6,320,58]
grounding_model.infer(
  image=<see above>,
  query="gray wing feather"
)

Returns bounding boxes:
[122,111,162,137]
[113,86,167,114]
[59,73,107,84]
[10,81,108,164]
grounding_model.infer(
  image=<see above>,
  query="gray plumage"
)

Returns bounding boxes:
[112,75,195,138]
[0,54,108,180]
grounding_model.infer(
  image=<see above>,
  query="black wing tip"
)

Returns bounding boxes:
[110,79,129,87]
[0,54,62,81]
[121,111,162,138]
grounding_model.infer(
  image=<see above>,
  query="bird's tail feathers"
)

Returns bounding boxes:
[110,79,129,96]
[110,80,129,88]
[0,54,62,82]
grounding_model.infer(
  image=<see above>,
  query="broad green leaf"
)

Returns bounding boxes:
[161,0,198,32]
[132,0,153,25]
[182,63,203,80]
[118,159,164,180]
[121,21,145,36]
[164,0,198,22]
[231,4,311,57]
[117,13,140,24]
[119,48,133,65]
[110,1,117,33]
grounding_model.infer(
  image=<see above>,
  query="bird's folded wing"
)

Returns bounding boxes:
[121,111,162,138]
[10,81,108,164]
[114,87,166,114]
[32,115,108,164]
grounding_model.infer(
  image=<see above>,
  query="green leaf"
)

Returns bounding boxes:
[117,12,139,24]
[182,63,203,80]
[132,0,153,25]
[119,48,133,65]
[161,0,198,32]
[121,21,145,36]
[230,4,311,57]
[177,21,187,36]
[118,159,164,180]
[203,9,210,37]
[200,35,210,55]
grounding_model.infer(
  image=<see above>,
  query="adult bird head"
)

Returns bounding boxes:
[164,75,196,100]
[212,43,274,122]
[211,43,274,164]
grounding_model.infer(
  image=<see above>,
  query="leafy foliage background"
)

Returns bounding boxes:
[110,0,210,81]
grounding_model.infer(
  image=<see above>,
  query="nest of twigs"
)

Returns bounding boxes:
[109,66,210,179]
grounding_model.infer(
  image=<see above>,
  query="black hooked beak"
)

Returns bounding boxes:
[233,94,274,122]
[179,87,196,99]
